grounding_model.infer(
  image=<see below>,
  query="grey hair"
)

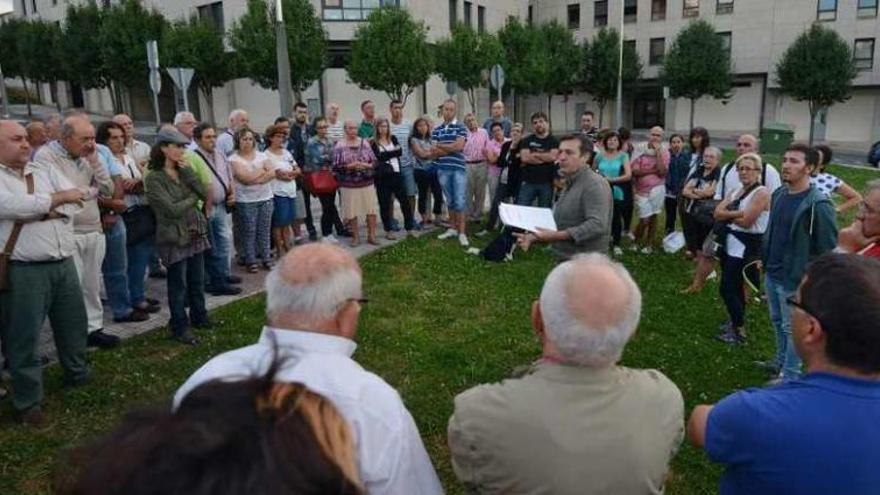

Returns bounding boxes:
[865,179,880,195]
[173,111,195,126]
[704,146,723,160]
[228,109,247,123]
[264,263,362,324]
[539,253,642,367]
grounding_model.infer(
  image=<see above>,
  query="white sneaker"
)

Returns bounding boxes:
[629,244,640,252]
[641,246,653,254]
[624,232,635,241]
[613,246,623,256]
[707,270,718,281]
[322,235,338,244]
[458,234,470,247]
[475,230,490,237]
[438,228,457,240]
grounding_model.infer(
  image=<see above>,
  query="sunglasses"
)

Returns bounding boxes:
[786,296,826,328]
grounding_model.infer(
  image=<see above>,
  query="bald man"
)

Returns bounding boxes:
[25,121,48,154]
[482,101,512,137]
[216,109,249,157]
[111,113,150,168]
[0,120,90,426]
[34,115,120,349]
[449,254,684,495]
[173,244,443,495]
[715,134,782,201]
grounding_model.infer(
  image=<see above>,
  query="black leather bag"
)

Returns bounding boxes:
[122,205,156,245]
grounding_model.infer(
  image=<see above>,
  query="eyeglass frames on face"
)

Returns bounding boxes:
[786,296,826,329]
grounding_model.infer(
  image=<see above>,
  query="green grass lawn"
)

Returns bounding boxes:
[0,164,877,494]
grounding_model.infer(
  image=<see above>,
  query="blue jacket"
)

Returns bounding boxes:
[666,149,692,196]
[762,186,838,290]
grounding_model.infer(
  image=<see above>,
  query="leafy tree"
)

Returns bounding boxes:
[775,24,858,145]
[229,0,327,103]
[0,19,32,115]
[581,28,642,126]
[20,20,65,112]
[660,20,732,129]
[162,17,234,123]
[347,7,432,106]
[497,17,545,98]
[229,0,276,89]
[99,0,168,113]
[61,2,111,94]
[434,24,501,112]
[538,21,581,125]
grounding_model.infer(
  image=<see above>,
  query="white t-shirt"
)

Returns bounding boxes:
[231,151,274,203]
[379,141,402,173]
[115,152,146,208]
[715,160,782,200]
[265,148,298,198]
[726,185,770,259]
[810,172,842,198]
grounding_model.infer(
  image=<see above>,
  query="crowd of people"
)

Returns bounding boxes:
[2,99,880,494]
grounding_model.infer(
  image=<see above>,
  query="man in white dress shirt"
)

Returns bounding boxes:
[0,120,91,427]
[174,243,444,495]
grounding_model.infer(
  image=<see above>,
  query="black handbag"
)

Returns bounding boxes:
[122,205,156,245]
[691,199,720,226]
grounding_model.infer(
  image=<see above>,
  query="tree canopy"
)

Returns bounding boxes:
[61,2,109,92]
[581,28,642,126]
[496,18,545,97]
[775,23,858,144]
[347,6,433,106]
[660,20,733,128]
[434,23,501,112]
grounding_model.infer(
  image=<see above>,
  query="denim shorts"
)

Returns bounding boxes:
[400,165,417,197]
[437,167,467,212]
[272,195,297,227]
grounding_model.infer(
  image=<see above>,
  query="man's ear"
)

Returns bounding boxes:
[335,301,361,340]
[531,300,545,340]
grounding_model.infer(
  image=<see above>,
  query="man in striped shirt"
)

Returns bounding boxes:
[433,99,470,247]
[325,102,344,143]
[390,100,416,230]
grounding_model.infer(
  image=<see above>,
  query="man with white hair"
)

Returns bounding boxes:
[448,254,684,495]
[173,244,443,495]
[111,113,150,169]
[325,102,344,142]
[216,109,249,157]
[173,111,198,149]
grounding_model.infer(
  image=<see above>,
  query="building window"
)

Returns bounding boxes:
[528,4,533,24]
[624,40,636,61]
[683,0,699,17]
[322,0,400,21]
[19,0,26,15]
[52,0,58,6]
[30,0,36,13]
[568,3,580,29]
[477,5,485,32]
[651,0,666,20]
[716,0,733,14]
[817,0,837,21]
[649,37,665,65]
[594,0,608,26]
[718,31,732,57]
[858,0,878,17]
[448,0,457,28]
[197,2,225,33]
[854,38,875,70]
[624,0,637,23]
[464,1,472,27]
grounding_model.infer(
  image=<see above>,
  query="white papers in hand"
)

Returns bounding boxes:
[499,203,557,233]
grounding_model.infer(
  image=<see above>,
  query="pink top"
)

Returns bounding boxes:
[486,138,507,177]
[463,127,490,163]
[630,148,670,195]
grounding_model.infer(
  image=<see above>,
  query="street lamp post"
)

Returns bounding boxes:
[0,63,9,118]
[615,0,624,128]
[275,0,294,117]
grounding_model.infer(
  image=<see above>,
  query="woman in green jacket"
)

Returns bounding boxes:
[145,129,210,345]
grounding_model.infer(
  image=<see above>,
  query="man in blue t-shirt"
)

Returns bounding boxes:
[760,143,837,381]
[688,254,880,495]
[432,99,470,248]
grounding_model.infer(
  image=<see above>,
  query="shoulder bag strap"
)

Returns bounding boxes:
[3,174,34,256]
[194,149,229,197]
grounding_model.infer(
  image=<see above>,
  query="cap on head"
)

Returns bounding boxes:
[155,128,191,146]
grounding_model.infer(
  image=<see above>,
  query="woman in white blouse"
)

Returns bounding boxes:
[230,128,275,273]
[264,124,301,259]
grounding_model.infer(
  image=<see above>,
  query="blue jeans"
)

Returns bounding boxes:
[126,234,154,306]
[205,203,232,289]
[766,275,801,379]
[437,168,467,212]
[516,182,553,208]
[102,220,132,319]
[166,252,207,336]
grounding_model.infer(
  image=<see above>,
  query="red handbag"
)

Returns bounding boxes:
[305,170,339,195]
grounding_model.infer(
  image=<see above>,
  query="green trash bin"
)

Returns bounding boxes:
[760,123,795,155]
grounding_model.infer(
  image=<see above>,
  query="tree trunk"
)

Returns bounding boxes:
[202,85,216,125]
[20,77,32,116]
[108,82,119,115]
[689,98,696,130]
[467,89,476,114]
[598,100,606,127]
[808,102,817,146]
[50,81,61,112]
[547,94,553,128]
[293,88,302,104]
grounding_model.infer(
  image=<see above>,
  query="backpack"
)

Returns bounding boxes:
[481,230,518,262]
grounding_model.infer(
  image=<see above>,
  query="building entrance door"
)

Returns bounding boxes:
[633,98,665,129]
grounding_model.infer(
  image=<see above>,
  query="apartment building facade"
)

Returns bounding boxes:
[529,0,880,143]
[10,0,523,129]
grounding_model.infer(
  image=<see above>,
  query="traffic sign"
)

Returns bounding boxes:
[489,64,505,90]
[445,80,458,96]
[167,67,195,112]
[146,40,159,70]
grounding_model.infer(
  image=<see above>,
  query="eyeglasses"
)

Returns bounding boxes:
[859,201,879,215]
[737,166,760,172]
[786,296,826,329]
[735,142,751,148]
